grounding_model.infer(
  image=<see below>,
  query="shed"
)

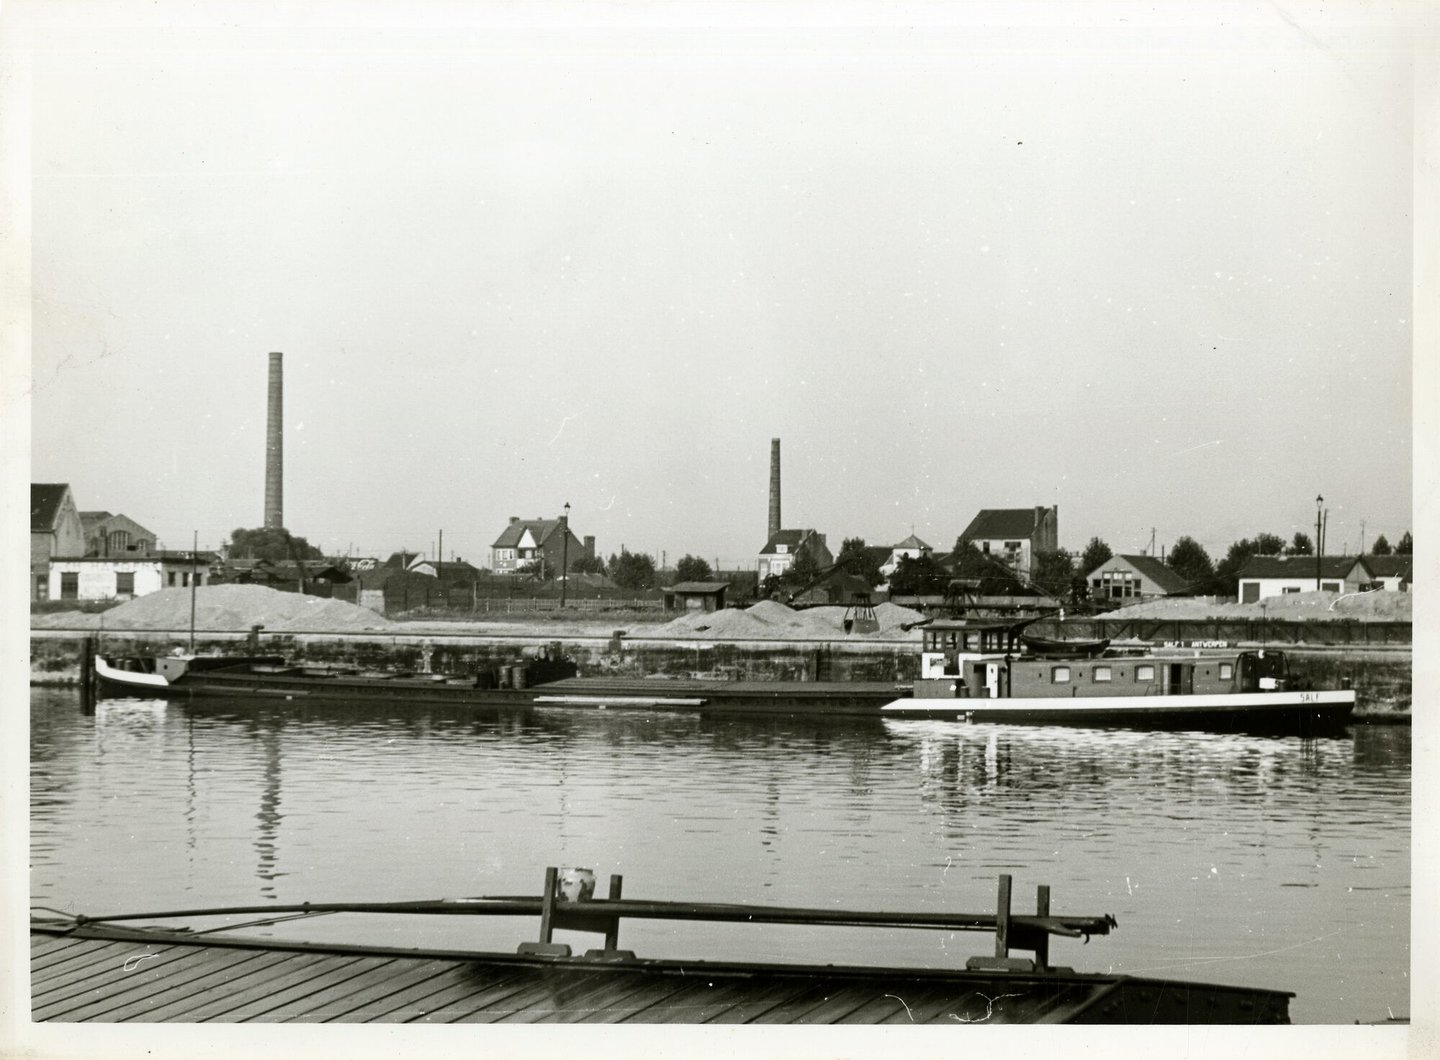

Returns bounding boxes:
[663,581,730,612]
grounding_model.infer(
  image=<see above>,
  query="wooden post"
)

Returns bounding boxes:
[605,874,624,950]
[1034,884,1051,970]
[80,635,96,714]
[994,874,1012,958]
[538,866,559,944]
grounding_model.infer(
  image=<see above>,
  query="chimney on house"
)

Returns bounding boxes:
[509,516,519,524]
[583,535,595,560]
[264,352,284,529]
[768,438,782,540]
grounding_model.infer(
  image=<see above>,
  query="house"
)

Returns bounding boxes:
[663,581,730,613]
[757,529,833,582]
[490,516,594,576]
[46,550,220,602]
[878,534,931,583]
[958,507,1058,579]
[80,511,157,558]
[1235,555,1375,602]
[217,558,350,589]
[1362,555,1412,591]
[31,484,85,600]
[1085,554,1191,603]
[407,556,481,580]
[790,572,873,608]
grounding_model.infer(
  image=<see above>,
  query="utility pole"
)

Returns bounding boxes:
[1315,495,1324,590]
[560,503,571,608]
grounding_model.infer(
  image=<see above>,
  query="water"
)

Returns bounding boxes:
[30,688,1410,1025]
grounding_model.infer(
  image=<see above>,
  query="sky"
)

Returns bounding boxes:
[12,1,1423,569]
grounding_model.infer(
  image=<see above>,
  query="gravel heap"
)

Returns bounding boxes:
[31,585,393,632]
[648,599,926,640]
[1098,590,1411,623]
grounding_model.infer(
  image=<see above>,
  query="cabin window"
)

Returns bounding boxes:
[1093,666,1112,682]
[1051,666,1071,683]
[1135,664,1155,682]
[1219,663,1234,680]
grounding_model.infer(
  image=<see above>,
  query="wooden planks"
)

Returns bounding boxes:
[29,927,1285,1025]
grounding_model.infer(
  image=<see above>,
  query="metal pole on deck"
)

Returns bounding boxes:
[189,531,198,654]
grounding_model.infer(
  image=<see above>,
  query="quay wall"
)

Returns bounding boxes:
[29,629,1411,717]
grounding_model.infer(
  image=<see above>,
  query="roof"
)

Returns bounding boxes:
[759,529,819,555]
[492,519,569,549]
[891,534,931,551]
[1236,555,1372,580]
[668,581,730,594]
[1362,555,1412,579]
[30,484,71,532]
[79,510,114,527]
[960,508,1049,541]
[409,557,481,575]
[384,551,420,568]
[1096,554,1192,594]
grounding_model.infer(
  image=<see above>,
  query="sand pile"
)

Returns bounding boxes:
[648,599,927,640]
[1100,590,1411,623]
[31,585,392,632]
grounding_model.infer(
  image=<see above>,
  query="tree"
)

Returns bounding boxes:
[1286,532,1313,556]
[1031,549,1074,601]
[781,547,822,591]
[227,526,323,562]
[835,537,883,587]
[1252,533,1286,556]
[1396,531,1412,555]
[759,573,784,599]
[1079,536,1112,574]
[674,554,713,582]
[1370,534,1392,556]
[608,549,658,590]
[887,553,950,595]
[570,553,607,575]
[1213,538,1258,596]
[1166,536,1215,593]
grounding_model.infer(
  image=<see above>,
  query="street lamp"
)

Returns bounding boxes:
[1314,494,1323,591]
[560,502,571,608]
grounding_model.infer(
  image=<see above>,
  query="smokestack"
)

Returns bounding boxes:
[264,351,284,530]
[768,438,782,540]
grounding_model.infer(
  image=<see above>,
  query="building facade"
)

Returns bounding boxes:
[1235,555,1374,601]
[31,484,85,601]
[757,529,833,581]
[1084,554,1191,603]
[958,507,1058,580]
[490,516,592,576]
[81,512,157,557]
[46,552,218,602]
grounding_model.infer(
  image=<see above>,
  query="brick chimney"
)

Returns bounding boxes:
[264,352,283,529]
[768,438,781,540]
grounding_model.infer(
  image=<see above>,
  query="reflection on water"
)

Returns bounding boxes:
[30,689,1410,1024]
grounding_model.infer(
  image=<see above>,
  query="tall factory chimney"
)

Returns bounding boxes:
[264,351,284,530]
[768,437,781,540]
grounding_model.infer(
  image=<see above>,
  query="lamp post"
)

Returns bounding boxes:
[560,502,571,608]
[1314,494,1323,591]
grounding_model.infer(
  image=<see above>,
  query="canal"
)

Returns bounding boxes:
[29,688,1410,1025]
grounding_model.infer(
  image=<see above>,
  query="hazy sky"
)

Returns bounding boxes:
[17,2,1419,568]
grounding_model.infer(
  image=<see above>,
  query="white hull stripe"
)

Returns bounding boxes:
[881,689,1354,715]
[94,658,172,689]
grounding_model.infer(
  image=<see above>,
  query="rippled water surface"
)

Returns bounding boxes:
[30,689,1410,1024]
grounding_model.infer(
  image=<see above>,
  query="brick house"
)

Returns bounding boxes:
[958,507,1058,579]
[80,511,157,557]
[31,484,85,601]
[1084,554,1191,603]
[490,516,593,576]
[757,529,833,581]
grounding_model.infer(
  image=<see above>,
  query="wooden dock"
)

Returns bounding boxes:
[29,870,1293,1025]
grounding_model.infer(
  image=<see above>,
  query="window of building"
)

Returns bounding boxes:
[36,575,49,600]
[109,530,130,553]
[1219,663,1233,680]
[168,572,177,586]
[1322,581,1342,593]
[61,572,78,600]
[1093,666,1112,682]
[1136,664,1155,682]
[776,544,789,554]
[1051,666,1071,683]
[116,572,135,595]
[1281,587,1300,594]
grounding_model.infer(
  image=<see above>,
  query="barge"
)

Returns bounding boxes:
[93,614,1356,732]
[29,867,1292,1024]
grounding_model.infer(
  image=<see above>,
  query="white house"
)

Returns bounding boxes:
[878,534,932,582]
[48,553,217,602]
[1235,555,1374,602]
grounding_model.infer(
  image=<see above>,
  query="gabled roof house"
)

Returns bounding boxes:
[1235,555,1374,602]
[1084,554,1191,603]
[958,506,1058,579]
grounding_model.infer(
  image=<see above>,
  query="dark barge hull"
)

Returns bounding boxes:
[95,666,908,714]
[30,921,1291,1025]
